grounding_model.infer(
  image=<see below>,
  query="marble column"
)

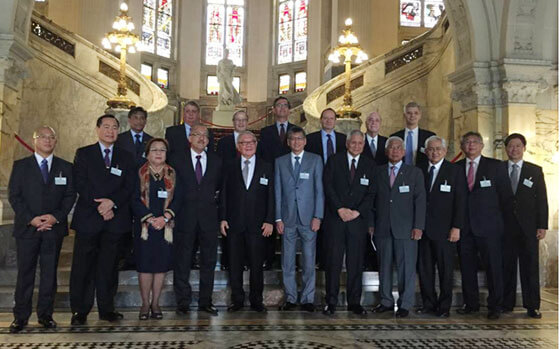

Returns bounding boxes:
[246,0,271,103]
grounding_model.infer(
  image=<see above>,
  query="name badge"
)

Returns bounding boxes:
[399,185,410,193]
[480,179,491,188]
[523,178,533,188]
[55,177,67,185]
[300,172,310,180]
[158,190,168,199]
[440,184,451,192]
[360,177,369,186]
[260,177,269,186]
[110,167,122,176]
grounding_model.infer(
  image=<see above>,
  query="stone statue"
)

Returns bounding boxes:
[216,49,241,111]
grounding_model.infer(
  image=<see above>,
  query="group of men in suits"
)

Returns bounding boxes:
[7,97,549,332]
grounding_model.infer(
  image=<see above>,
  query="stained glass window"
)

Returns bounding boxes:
[400,0,444,28]
[206,0,245,66]
[279,74,290,94]
[295,72,306,92]
[278,0,308,64]
[157,68,169,89]
[142,0,174,58]
[141,64,153,81]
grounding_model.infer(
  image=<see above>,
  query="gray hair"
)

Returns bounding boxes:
[366,111,382,122]
[403,101,421,114]
[346,129,364,140]
[460,131,483,145]
[385,136,404,149]
[232,110,248,121]
[33,125,56,139]
[236,130,257,144]
[425,135,447,149]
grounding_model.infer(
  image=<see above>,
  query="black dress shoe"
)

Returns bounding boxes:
[456,305,479,314]
[487,310,501,320]
[396,308,409,318]
[9,319,27,333]
[198,304,219,316]
[501,307,514,313]
[527,309,542,319]
[436,309,450,318]
[278,302,298,311]
[322,304,336,315]
[372,304,394,313]
[262,261,272,271]
[301,303,315,312]
[415,307,435,314]
[250,304,268,313]
[176,306,190,315]
[70,313,87,326]
[227,303,244,312]
[38,316,57,328]
[99,311,124,322]
[348,305,367,315]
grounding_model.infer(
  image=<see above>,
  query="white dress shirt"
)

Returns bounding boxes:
[321,129,336,163]
[291,151,305,168]
[347,152,360,169]
[34,152,53,172]
[276,121,289,136]
[241,155,256,189]
[388,160,403,177]
[427,158,444,191]
[508,159,524,184]
[191,148,207,175]
[365,134,378,155]
[98,142,114,163]
[465,155,481,178]
[233,131,240,146]
[403,127,419,164]
[130,129,144,143]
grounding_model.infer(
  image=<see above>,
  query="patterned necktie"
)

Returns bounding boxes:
[134,134,142,156]
[427,165,435,192]
[350,158,356,182]
[405,130,413,165]
[510,163,519,193]
[279,124,286,144]
[467,161,475,191]
[242,159,250,188]
[370,139,376,158]
[326,134,334,159]
[389,165,396,188]
[40,159,48,184]
[195,155,203,184]
[104,148,111,168]
[293,156,301,178]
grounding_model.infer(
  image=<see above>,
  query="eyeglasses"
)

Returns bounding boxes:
[238,141,256,146]
[275,103,290,108]
[190,132,208,138]
[463,140,481,145]
[150,148,167,153]
[34,135,56,140]
[288,136,305,141]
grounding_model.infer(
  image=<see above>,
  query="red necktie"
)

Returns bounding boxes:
[467,161,475,191]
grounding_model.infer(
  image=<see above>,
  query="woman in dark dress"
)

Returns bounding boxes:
[132,138,181,320]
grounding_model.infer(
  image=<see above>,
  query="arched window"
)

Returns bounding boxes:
[206,0,245,67]
[400,0,444,28]
[142,0,174,58]
[277,0,308,64]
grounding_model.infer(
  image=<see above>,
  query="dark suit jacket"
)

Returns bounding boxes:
[116,130,153,167]
[391,128,435,168]
[361,134,388,165]
[216,134,238,165]
[165,124,215,158]
[169,150,222,233]
[372,163,426,239]
[420,160,466,240]
[71,143,136,235]
[304,130,346,163]
[219,157,274,233]
[500,161,548,237]
[257,122,295,164]
[323,152,375,232]
[8,156,76,239]
[456,156,505,238]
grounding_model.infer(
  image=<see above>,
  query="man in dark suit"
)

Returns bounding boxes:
[169,124,223,316]
[501,133,548,319]
[165,101,215,157]
[8,126,76,333]
[257,96,295,269]
[116,107,153,167]
[70,115,136,325]
[304,108,346,271]
[390,102,435,169]
[323,130,375,315]
[362,111,388,165]
[371,136,426,318]
[220,131,274,313]
[455,131,506,320]
[417,136,466,318]
[216,110,249,271]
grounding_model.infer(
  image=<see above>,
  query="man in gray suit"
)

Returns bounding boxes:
[275,126,324,312]
[371,136,426,318]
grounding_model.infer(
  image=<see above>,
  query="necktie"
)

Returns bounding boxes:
[467,161,475,191]
[279,124,286,144]
[389,165,396,188]
[405,130,413,165]
[427,165,435,192]
[293,156,301,178]
[326,134,334,159]
[40,159,48,184]
[242,159,250,188]
[510,163,519,193]
[104,148,111,168]
[134,134,142,155]
[195,155,203,184]
[350,158,356,182]
[370,139,376,158]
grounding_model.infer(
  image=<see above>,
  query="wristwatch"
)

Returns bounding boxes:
[164,217,169,223]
